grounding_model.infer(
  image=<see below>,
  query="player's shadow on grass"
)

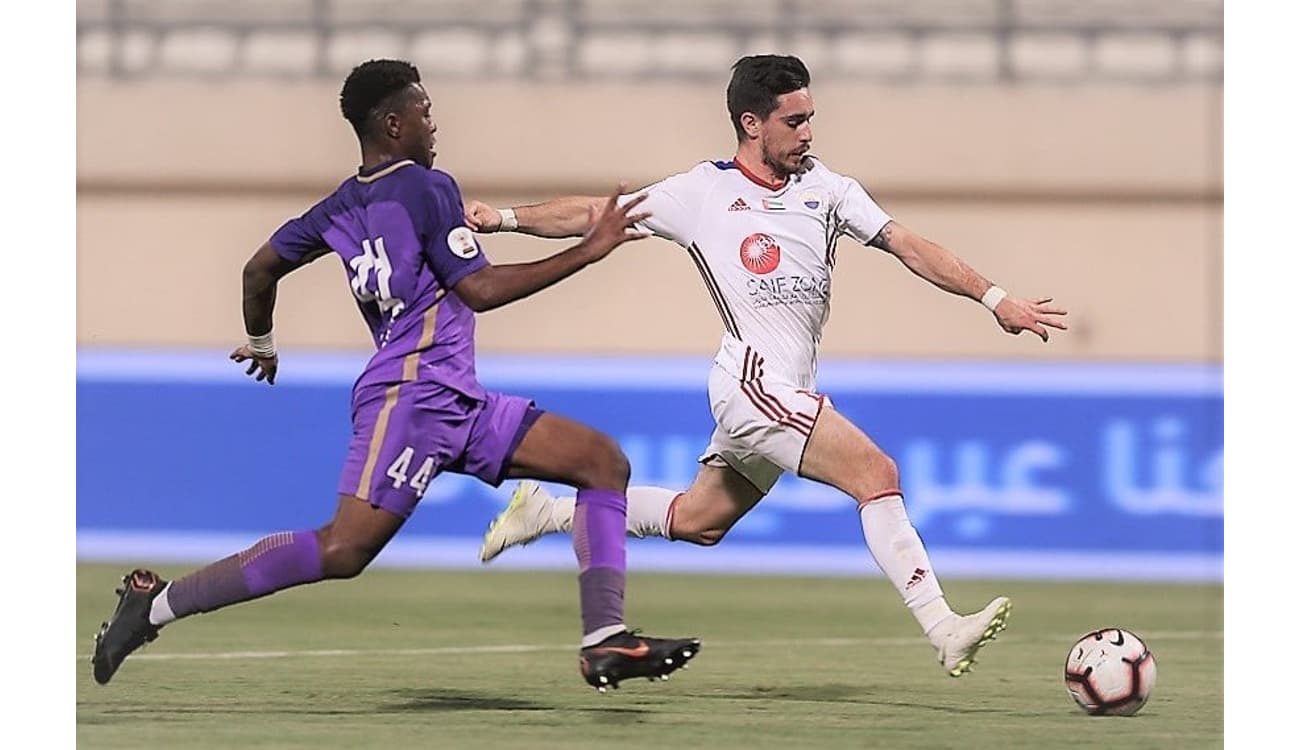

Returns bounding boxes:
[380,688,548,712]
[722,684,1005,715]
[380,688,650,717]
[721,683,872,704]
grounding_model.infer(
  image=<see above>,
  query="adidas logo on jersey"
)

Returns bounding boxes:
[905,568,929,590]
[728,198,751,211]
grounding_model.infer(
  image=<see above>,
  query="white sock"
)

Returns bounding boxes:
[553,486,679,539]
[626,486,679,538]
[858,495,955,639]
[148,582,177,626]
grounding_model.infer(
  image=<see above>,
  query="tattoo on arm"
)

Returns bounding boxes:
[869,221,895,251]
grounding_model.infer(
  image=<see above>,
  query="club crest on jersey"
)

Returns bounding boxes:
[800,191,821,210]
[447,226,480,259]
[739,232,782,275]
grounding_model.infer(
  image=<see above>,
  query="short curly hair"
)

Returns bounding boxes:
[339,59,422,137]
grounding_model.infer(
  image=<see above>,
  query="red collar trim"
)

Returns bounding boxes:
[733,158,787,191]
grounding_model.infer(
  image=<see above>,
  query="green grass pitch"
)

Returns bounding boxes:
[77,564,1223,749]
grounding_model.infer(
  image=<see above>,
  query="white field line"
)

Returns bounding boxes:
[77,630,1221,662]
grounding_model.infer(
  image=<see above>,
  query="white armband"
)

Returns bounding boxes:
[498,207,519,232]
[980,285,1008,312]
[248,331,276,358]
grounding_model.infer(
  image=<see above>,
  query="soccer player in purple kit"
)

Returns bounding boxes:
[90,59,700,693]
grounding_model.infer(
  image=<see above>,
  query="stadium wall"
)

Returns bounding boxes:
[76,81,1222,361]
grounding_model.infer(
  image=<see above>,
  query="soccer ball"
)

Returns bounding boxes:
[1063,628,1157,716]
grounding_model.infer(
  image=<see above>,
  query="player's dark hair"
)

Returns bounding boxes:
[339,59,422,138]
[726,55,811,140]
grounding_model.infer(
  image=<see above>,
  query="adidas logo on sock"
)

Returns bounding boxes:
[905,568,928,590]
[728,198,750,211]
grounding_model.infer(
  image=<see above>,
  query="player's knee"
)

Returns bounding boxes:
[321,546,372,579]
[864,449,900,495]
[317,531,378,579]
[878,452,900,486]
[579,433,631,490]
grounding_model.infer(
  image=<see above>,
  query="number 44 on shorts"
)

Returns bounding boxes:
[386,447,436,497]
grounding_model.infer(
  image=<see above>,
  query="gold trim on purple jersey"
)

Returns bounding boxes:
[356,159,417,184]
[355,301,441,499]
[404,296,442,381]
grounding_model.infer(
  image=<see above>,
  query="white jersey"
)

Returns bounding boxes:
[625,157,892,389]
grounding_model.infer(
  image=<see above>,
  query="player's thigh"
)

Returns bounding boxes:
[797,406,899,501]
[672,461,767,535]
[504,411,627,489]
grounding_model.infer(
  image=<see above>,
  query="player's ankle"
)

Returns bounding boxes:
[918,595,956,626]
[922,606,959,644]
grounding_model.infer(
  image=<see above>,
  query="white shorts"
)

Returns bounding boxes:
[697,353,829,494]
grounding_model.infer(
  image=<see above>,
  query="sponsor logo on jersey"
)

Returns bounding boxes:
[746,274,831,308]
[800,191,821,210]
[728,197,751,211]
[447,226,480,259]
[739,233,782,274]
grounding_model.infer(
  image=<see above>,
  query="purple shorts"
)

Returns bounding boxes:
[338,383,543,518]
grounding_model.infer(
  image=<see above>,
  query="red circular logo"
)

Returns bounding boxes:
[739,233,781,274]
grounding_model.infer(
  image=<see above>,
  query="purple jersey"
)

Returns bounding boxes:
[269,159,488,397]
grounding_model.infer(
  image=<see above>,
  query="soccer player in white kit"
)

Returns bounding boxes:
[464,55,1068,677]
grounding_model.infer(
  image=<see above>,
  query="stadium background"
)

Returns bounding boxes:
[76,0,1223,583]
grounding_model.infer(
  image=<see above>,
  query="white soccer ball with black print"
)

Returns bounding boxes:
[1063,628,1157,716]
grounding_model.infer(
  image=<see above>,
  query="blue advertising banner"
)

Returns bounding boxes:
[76,350,1223,582]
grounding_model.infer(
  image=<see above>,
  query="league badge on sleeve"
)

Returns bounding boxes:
[447,226,480,259]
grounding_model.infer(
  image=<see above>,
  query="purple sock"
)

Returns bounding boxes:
[573,489,628,639]
[166,530,324,619]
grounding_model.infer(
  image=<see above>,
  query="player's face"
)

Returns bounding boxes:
[402,85,438,168]
[759,89,814,178]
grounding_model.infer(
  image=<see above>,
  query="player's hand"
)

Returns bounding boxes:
[992,296,1069,343]
[579,183,652,262]
[464,200,502,233]
[230,345,279,385]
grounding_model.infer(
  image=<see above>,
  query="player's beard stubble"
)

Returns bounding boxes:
[762,142,811,181]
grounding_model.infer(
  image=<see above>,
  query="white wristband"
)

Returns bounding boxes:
[980,285,1008,312]
[498,207,518,232]
[248,331,276,358]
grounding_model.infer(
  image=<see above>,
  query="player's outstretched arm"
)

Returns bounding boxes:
[229,242,322,384]
[869,221,1069,343]
[464,196,605,238]
[453,186,650,313]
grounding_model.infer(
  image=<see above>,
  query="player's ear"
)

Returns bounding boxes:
[740,112,762,140]
[383,111,402,140]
